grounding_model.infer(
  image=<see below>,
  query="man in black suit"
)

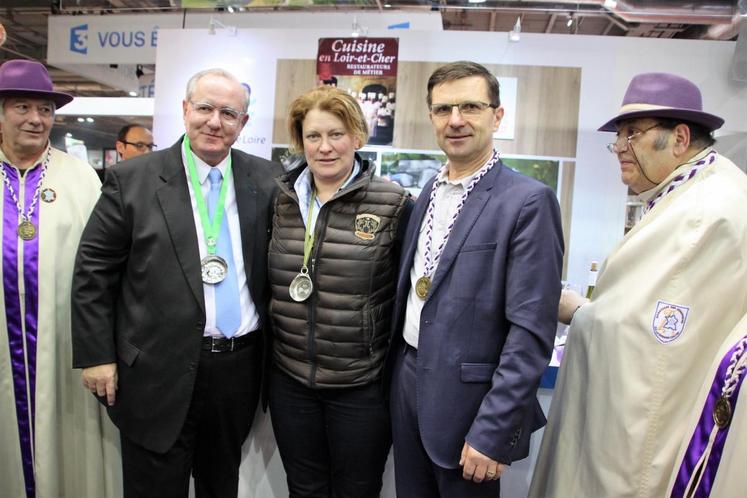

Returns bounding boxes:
[71,68,280,498]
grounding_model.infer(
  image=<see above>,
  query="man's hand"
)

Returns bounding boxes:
[558,288,589,325]
[82,363,118,406]
[460,442,505,483]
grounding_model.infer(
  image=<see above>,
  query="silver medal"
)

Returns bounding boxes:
[201,255,228,284]
[289,272,313,302]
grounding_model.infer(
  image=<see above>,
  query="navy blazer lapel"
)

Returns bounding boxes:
[427,162,502,299]
[232,150,259,295]
[391,176,434,337]
[396,177,434,297]
[155,140,205,311]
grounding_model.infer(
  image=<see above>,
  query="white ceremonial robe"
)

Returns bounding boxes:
[0,146,122,498]
[529,148,747,498]
[665,312,747,498]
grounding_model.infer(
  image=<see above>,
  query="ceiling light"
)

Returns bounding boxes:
[603,0,618,8]
[467,0,487,3]
[508,16,521,42]
[350,16,368,36]
[86,117,94,123]
[208,16,238,36]
[128,91,138,97]
[384,3,391,7]
[77,117,85,122]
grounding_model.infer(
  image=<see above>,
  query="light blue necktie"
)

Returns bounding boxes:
[207,168,241,338]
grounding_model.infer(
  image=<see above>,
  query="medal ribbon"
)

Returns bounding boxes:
[644,150,716,214]
[183,135,232,256]
[0,146,50,229]
[301,188,317,273]
[670,334,747,498]
[421,150,499,278]
[2,160,44,497]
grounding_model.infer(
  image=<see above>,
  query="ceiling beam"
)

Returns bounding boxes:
[602,19,615,35]
[545,13,557,33]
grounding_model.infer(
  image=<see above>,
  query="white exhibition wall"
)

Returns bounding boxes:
[153,28,747,498]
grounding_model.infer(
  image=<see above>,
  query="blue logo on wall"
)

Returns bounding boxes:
[70,24,89,54]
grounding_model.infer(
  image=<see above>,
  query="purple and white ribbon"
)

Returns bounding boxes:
[2,160,43,498]
[421,150,499,278]
[670,334,747,498]
[645,150,716,214]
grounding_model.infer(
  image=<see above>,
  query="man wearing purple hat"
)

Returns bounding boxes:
[530,73,747,498]
[0,59,121,498]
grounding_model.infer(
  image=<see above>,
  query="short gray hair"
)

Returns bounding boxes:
[185,68,250,113]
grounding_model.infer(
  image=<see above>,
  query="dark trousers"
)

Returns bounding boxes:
[391,344,501,498]
[268,367,391,498]
[120,340,262,498]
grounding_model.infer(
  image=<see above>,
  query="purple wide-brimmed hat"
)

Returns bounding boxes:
[0,59,73,109]
[598,72,724,132]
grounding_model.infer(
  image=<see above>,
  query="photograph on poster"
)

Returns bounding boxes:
[104,149,118,168]
[502,158,559,192]
[380,152,559,196]
[380,151,445,195]
[271,147,304,172]
[323,76,396,147]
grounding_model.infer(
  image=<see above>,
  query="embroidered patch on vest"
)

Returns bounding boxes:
[651,300,690,344]
[354,213,381,240]
[41,188,57,203]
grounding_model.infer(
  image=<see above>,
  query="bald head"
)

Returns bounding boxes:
[116,125,154,161]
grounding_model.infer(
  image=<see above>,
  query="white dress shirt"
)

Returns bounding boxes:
[181,146,260,338]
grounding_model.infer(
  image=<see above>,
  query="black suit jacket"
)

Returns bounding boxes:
[72,138,280,452]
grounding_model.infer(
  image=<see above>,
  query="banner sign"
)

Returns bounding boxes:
[48,12,440,65]
[48,14,180,64]
[317,37,399,146]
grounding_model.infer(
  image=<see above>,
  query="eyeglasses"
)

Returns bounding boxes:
[121,141,156,152]
[189,100,246,126]
[606,124,661,154]
[429,101,495,119]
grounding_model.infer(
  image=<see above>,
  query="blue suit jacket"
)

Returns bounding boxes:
[391,159,563,467]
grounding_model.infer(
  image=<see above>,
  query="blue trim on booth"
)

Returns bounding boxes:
[540,366,559,389]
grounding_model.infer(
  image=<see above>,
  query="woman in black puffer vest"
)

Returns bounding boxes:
[267,85,412,498]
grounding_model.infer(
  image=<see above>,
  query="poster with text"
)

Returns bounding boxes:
[317,37,398,146]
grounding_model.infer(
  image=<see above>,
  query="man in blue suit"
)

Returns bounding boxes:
[389,61,564,497]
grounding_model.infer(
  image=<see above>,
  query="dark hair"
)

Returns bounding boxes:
[426,61,500,108]
[656,118,715,148]
[117,124,142,143]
